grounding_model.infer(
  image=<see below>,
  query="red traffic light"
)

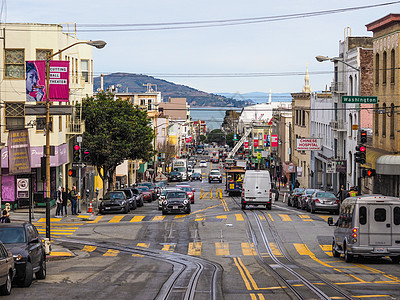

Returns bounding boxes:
[74,145,80,151]
[356,145,366,152]
[359,146,366,152]
[68,169,76,177]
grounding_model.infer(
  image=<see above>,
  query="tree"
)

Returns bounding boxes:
[226,133,235,148]
[206,129,226,145]
[199,135,207,143]
[81,91,154,191]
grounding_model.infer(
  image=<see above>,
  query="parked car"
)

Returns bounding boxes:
[158,188,176,210]
[167,171,183,182]
[177,184,195,204]
[117,188,137,210]
[137,182,157,201]
[199,160,207,168]
[0,241,14,295]
[298,189,319,210]
[190,172,202,181]
[161,189,191,215]
[130,187,144,207]
[99,191,130,214]
[0,223,46,288]
[308,191,339,214]
[288,188,305,207]
[208,169,222,183]
[137,186,153,202]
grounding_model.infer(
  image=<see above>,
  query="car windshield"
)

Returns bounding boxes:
[139,183,154,189]
[306,190,316,195]
[0,227,26,244]
[119,190,131,197]
[200,160,206,163]
[295,188,305,193]
[178,187,191,192]
[175,167,186,172]
[170,171,180,175]
[192,173,201,176]
[316,192,336,198]
[166,192,187,199]
[132,189,140,194]
[104,192,125,200]
[138,187,149,192]
[210,171,220,175]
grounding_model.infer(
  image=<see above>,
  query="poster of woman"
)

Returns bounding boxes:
[26,61,44,102]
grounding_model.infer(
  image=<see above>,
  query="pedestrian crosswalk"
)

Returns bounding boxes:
[34,220,83,238]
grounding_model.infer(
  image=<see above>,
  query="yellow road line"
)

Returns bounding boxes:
[77,215,90,219]
[187,242,202,256]
[267,214,274,222]
[235,213,244,221]
[233,257,252,290]
[195,218,205,221]
[37,218,61,223]
[152,216,165,221]
[242,242,257,256]
[130,215,145,222]
[320,245,333,257]
[191,204,221,214]
[36,231,72,235]
[257,294,265,300]
[108,216,124,223]
[216,215,227,219]
[278,214,291,221]
[87,216,103,223]
[293,243,335,268]
[49,251,73,257]
[103,249,119,256]
[174,215,186,219]
[269,243,282,256]
[215,242,230,256]
[237,257,259,290]
[132,254,144,257]
[162,244,175,252]
[82,245,96,252]
[299,214,313,221]
[250,294,257,300]
[137,243,149,248]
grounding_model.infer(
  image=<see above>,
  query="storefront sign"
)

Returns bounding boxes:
[335,160,347,173]
[253,139,259,147]
[8,129,31,175]
[244,141,249,149]
[271,135,278,147]
[296,138,322,151]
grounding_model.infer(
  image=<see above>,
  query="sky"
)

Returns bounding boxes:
[5,0,400,94]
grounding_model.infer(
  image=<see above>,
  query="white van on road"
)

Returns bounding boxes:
[241,170,271,210]
[328,194,400,263]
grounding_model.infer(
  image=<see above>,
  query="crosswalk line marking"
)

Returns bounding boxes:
[320,245,333,257]
[299,215,313,221]
[153,216,165,221]
[49,251,73,257]
[137,243,149,248]
[235,214,244,221]
[215,242,230,256]
[37,218,61,223]
[242,242,257,256]
[278,214,291,221]
[216,215,227,219]
[267,214,274,222]
[87,216,103,223]
[77,215,90,219]
[269,243,282,256]
[195,218,205,221]
[318,215,332,222]
[130,216,145,222]
[294,243,335,269]
[162,244,175,252]
[82,245,97,252]
[103,249,119,256]
[108,216,125,223]
[188,242,202,256]
[174,215,186,219]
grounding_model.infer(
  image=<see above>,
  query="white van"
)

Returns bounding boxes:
[241,170,271,210]
[328,194,400,263]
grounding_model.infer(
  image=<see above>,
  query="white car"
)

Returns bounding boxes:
[199,160,207,168]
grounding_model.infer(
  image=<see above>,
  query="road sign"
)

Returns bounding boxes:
[326,161,336,173]
[257,153,262,159]
[342,96,378,104]
[155,173,168,181]
[72,162,86,168]
[17,178,29,198]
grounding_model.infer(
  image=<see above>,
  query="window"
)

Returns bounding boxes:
[374,104,379,136]
[349,75,353,96]
[391,49,395,84]
[5,102,24,130]
[390,103,395,139]
[295,110,298,125]
[383,51,387,85]
[81,59,89,83]
[382,103,386,137]
[375,53,380,85]
[59,116,62,132]
[374,208,386,222]
[36,116,52,131]
[359,206,367,225]
[140,99,146,106]
[394,207,400,225]
[5,49,24,79]
[302,110,305,126]
[36,49,52,60]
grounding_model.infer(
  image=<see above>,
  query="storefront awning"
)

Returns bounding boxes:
[376,155,400,175]
[362,147,387,169]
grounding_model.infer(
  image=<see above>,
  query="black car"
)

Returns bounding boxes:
[99,191,130,214]
[0,223,46,287]
[190,172,202,181]
[117,189,137,210]
[288,188,305,207]
[130,187,144,207]
[168,171,183,182]
[0,241,14,295]
[161,189,191,215]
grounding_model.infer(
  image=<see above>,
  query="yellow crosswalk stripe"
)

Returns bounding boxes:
[87,216,103,223]
[235,214,244,221]
[37,218,61,223]
[278,214,291,221]
[269,243,282,256]
[137,243,149,248]
[242,242,257,256]
[162,244,175,252]
[82,245,97,252]
[215,242,230,256]
[153,216,165,221]
[108,216,124,223]
[299,215,313,221]
[216,215,227,219]
[174,215,186,219]
[188,242,202,256]
[320,245,333,257]
[130,215,145,222]
[103,249,119,256]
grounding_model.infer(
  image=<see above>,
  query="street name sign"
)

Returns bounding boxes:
[342,96,378,104]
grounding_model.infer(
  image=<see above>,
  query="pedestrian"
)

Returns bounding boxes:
[0,210,10,223]
[69,186,78,215]
[337,185,345,203]
[55,187,63,217]
[295,180,300,188]
[61,187,68,216]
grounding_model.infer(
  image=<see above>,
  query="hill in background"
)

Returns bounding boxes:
[93,73,253,107]
[217,92,292,103]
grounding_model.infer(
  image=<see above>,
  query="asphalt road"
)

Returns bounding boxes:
[9,158,400,299]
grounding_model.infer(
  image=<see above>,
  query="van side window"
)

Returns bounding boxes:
[394,207,400,225]
[374,208,386,222]
[359,206,367,225]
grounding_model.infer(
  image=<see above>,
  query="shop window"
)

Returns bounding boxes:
[5,49,24,79]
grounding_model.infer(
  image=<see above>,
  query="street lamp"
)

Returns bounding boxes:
[44,40,106,239]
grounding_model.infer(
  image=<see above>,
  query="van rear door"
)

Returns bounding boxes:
[369,205,392,246]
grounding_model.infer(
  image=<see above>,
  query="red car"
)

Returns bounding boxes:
[137,186,153,202]
[177,185,195,204]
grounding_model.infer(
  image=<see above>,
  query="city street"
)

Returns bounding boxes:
[9,162,400,299]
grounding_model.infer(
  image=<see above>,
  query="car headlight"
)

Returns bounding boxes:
[163,200,168,205]
[183,200,189,205]
[13,254,22,261]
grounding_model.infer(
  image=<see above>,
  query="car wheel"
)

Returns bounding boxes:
[162,210,167,215]
[344,244,353,263]
[332,241,341,258]
[311,205,315,214]
[0,272,12,295]
[99,209,104,215]
[288,199,292,207]
[267,204,272,210]
[36,256,46,279]
[132,200,137,210]
[241,204,246,210]
[186,207,191,214]
[18,261,33,287]
[391,256,400,264]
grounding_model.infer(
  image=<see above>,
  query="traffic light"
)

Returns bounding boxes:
[82,149,91,162]
[360,130,367,144]
[355,144,366,164]
[158,153,162,161]
[73,145,81,162]
[68,169,77,177]
[366,169,376,177]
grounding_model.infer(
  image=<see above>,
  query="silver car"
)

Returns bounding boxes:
[309,191,339,214]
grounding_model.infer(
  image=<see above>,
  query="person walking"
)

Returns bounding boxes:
[69,186,78,215]
[337,185,345,203]
[0,210,10,223]
[55,187,63,217]
[61,187,68,217]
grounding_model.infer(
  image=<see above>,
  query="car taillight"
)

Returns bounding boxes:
[352,228,358,238]
[335,199,340,204]
[315,198,320,203]
[269,190,272,199]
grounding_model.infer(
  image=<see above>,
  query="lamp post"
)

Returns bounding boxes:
[44,40,106,239]
[315,55,361,192]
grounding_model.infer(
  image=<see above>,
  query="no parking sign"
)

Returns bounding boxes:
[17,178,29,198]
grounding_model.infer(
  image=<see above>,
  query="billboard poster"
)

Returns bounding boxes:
[271,135,278,147]
[8,129,31,175]
[253,139,259,147]
[26,61,69,102]
[244,141,249,149]
[296,138,322,151]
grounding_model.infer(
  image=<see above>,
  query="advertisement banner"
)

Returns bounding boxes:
[296,138,322,151]
[244,141,249,149]
[26,61,69,102]
[8,129,31,174]
[271,135,278,147]
[253,139,259,147]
